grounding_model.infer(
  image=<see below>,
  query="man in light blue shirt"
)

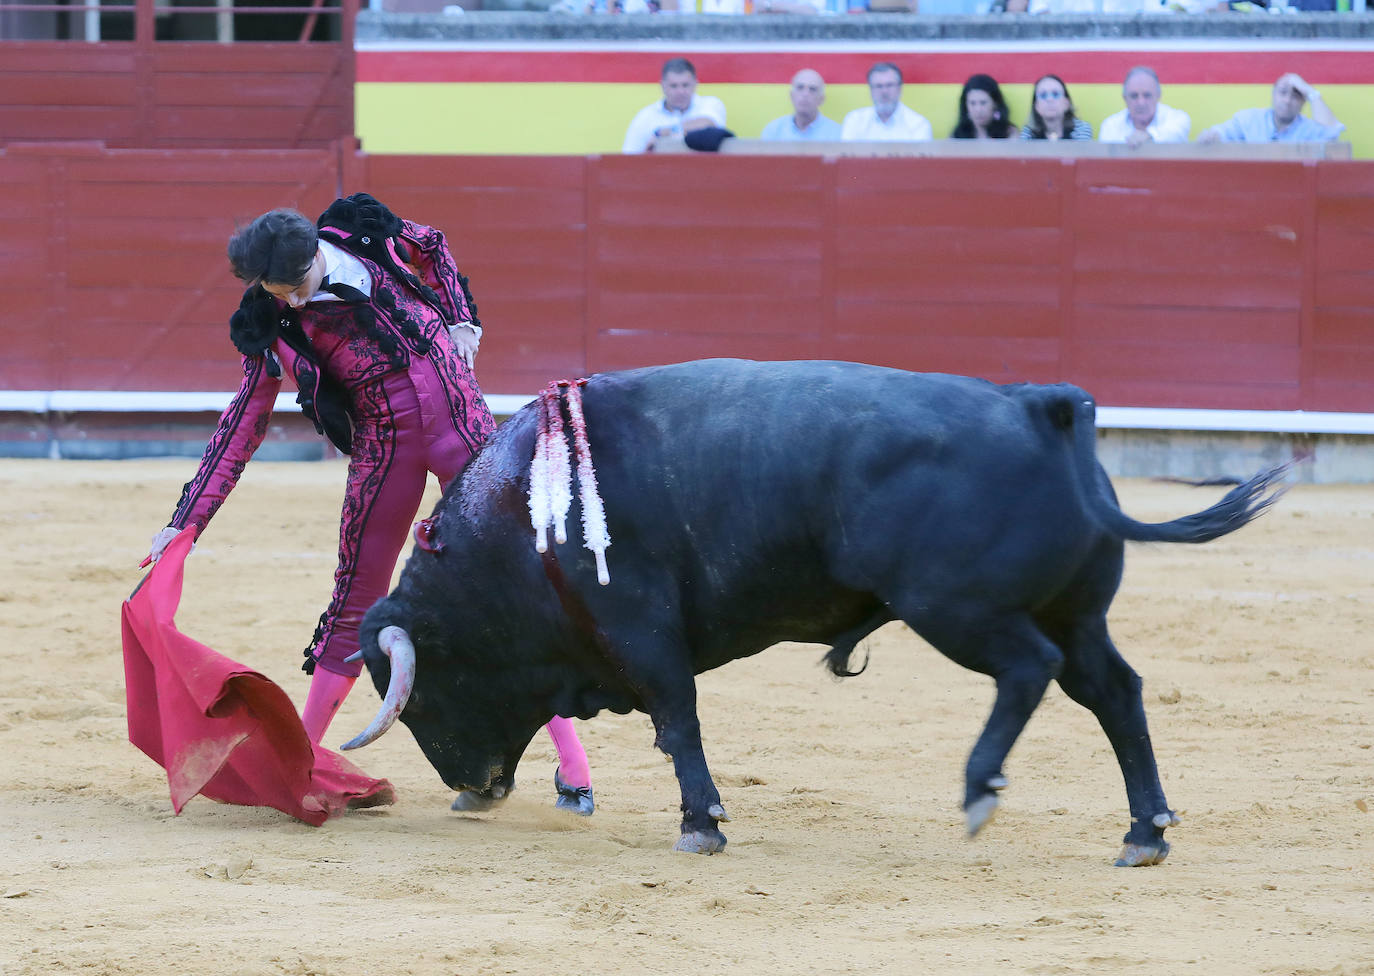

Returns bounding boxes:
[760,69,842,142]
[1198,73,1345,144]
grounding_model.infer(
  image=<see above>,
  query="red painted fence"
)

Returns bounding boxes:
[4,145,1372,413]
[0,0,356,150]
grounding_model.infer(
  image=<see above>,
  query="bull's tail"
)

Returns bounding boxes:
[1060,392,1289,544]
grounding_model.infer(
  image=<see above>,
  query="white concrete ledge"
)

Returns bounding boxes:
[0,390,537,417]
[2,391,1370,435]
[1095,407,1374,436]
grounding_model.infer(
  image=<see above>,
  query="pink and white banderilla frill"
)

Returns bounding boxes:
[528,379,611,585]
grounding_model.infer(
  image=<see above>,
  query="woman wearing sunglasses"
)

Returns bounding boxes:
[1021,74,1093,141]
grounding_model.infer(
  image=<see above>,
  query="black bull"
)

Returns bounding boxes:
[345,359,1284,865]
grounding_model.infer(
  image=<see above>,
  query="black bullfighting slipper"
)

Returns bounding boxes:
[554,770,595,817]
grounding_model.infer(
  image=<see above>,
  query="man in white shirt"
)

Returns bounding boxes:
[760,69,842,142]
[840,62,932,143]
[1098,66,1191,147]
[622,57,728,154]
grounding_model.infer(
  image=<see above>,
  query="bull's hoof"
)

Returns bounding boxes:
[673,829,727,855]
[965,793,999,837]
[1115,839,1170,867]
[554,771,595,817]
[1114,811,1179,866]
[450,784,510,813]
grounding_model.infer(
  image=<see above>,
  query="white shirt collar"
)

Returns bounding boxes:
[312,239,372,302]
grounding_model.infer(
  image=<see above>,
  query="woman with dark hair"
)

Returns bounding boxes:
[1020,74,1093,141]
[951,74,1015,140]
[143,195,595,816]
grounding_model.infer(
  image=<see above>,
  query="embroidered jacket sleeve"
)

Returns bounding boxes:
[169,353,282,537]
[399,219,479,330]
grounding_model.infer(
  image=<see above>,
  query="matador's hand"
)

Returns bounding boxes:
[142,525,181,568]
[448,322,480,369]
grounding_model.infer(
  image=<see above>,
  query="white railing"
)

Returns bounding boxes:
[2,390,1370,433]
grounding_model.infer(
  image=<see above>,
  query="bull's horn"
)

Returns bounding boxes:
[339,625,416,751]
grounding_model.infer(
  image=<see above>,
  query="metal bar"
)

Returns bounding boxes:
[0,3,339,12]
[216,0,233,41]
[297,0,325,42]
[84,0,100,41]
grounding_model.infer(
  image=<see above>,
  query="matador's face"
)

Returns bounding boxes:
[262,247,326,309]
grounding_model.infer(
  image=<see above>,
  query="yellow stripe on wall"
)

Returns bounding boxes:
[357,83,1369,157]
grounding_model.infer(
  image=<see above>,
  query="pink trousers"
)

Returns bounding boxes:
[308,367,485,678]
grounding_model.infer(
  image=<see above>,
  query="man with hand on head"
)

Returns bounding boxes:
[1098,66,1191,147]
[1198,73,1344,144]
[760,69,842,142]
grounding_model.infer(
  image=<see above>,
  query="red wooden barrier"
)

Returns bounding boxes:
[0,0,356,151]
[3,146,1372,414]
[0,144,340,391]
[364,154,592,396]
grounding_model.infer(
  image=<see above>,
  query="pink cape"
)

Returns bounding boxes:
[121,528,394,825]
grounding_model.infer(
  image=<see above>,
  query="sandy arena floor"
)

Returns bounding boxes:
[0,457,1370,976]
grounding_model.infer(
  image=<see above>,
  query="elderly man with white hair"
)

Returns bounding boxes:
[1098,66,1191,147]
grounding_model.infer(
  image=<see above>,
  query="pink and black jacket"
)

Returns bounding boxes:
[168,194,490,536]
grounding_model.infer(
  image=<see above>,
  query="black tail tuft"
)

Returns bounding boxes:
[1133,461,1292,544]
[823,644,870,679]
[1153,475,1244,487]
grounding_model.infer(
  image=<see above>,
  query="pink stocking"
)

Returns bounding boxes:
[544,716,590,788]
[301,668,357,745]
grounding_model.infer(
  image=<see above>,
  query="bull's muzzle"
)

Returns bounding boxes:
[339,625,416,751]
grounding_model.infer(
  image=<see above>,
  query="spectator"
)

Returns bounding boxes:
[1020,74,1093,141]
[550,0,652,11]
[840,62,932,143]
[1197,73,1345,144]
[754,0,825,10]
[1025,0,1156,10]
[622,57,728,154]
[760,69,842,142]
[950,74,1015,140]
[1099,66,1191,146]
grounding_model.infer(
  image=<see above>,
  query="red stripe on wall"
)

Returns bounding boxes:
[356,48,1374,86]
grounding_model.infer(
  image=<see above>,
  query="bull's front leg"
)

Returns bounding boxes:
[659,714,729,854]
[449,745,524,813]
[587,578,726,851]
[645,683,729,854]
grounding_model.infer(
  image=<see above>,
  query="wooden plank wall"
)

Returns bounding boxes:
[1313,164,1374,413]
[0,144,340,390]
[363,155,591,396]
[830,156,1067,384]
[1067,160,1311,411]
[2,146,1371,414]
[0,42,353,149]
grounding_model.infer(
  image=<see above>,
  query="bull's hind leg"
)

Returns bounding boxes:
[1055,618,1178,866]
[909,612,1065,838]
